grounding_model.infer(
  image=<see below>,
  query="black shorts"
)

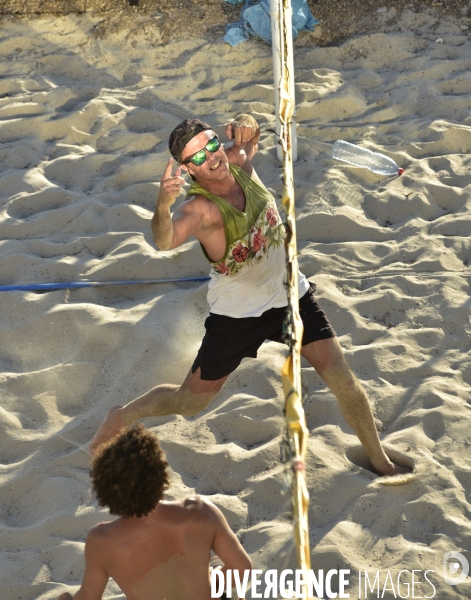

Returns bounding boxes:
[191,283,336,381]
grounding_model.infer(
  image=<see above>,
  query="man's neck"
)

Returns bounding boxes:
[193,167,237,197]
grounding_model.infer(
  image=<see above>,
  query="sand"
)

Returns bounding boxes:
[1,5,471,600]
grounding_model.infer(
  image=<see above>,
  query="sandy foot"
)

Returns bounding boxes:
[378,459,413,478]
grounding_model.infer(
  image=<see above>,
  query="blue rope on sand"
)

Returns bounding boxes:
[0,277,211,292]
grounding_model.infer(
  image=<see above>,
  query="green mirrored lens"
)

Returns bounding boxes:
[191,150,207,166]
[206,137,220,152]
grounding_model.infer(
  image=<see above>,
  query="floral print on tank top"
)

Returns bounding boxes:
[212,197,285,276]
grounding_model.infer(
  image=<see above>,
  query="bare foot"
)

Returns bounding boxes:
[376,457,413,477]
[89,405,124,455]
[390,461,413,475]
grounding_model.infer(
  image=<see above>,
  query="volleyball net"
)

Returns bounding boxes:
[275,0,311,596]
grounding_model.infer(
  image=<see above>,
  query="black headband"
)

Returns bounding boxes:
[168,118,212,162]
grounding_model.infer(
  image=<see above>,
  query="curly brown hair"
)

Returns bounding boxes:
[90,424,170,518]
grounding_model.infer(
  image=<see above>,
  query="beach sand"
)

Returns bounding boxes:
[1,3,471,599]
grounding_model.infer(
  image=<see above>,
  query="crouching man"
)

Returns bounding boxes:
[58,425,251,600]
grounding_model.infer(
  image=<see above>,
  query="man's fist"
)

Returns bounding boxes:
[225,114,260,146]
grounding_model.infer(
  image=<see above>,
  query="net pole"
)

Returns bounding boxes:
[270,0,298,162]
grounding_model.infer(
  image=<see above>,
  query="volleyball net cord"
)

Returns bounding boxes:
[276,0,311,597]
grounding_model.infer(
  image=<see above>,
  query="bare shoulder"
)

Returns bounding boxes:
[182,495,209,512]
[176,193,218,218]
[166,496,219,522]
[183,496,223,522]
[87,519,120,542]
[89,521,112,536]
[160,495,206,512]
[82,522,114,559]
[179,193,208,211]
[157,496,219,529]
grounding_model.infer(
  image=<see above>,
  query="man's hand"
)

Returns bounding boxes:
[58,593,73,600]
[152,158,187,250]
[225,114,260,148]
[158,158,186,209]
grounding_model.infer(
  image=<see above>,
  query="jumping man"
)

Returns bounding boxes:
[90,114,406,477]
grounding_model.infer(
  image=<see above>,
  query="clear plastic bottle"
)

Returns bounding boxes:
[332,140,404,176]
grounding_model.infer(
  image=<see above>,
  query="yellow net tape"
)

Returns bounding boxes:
[276,0,311,596]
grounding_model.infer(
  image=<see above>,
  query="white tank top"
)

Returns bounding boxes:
[187,165,309,318]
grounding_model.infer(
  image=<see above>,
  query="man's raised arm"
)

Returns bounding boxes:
[225,114,260,167]
[151,158,188,250]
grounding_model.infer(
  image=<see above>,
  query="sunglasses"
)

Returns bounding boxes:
[181,136,221,167]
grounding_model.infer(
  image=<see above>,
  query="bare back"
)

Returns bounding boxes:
[86,496,250,600]
[94,498,214,599]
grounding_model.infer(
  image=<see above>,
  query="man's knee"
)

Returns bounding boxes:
[176,367,228,415]
[302,337,345,372]
[176,388,218,416]
[310,349,358,391]
[311,352,350,381]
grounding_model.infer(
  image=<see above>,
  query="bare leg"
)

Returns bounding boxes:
[301,337,408,477]
[89,368,228,453]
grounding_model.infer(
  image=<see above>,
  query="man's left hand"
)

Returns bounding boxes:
[225,114,260,147]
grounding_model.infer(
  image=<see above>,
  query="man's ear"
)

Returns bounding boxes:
[183,165,196,178]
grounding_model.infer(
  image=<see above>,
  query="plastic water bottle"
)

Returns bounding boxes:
[332,140,404,176]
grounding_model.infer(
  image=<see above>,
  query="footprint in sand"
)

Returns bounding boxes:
[346,444,416,485]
